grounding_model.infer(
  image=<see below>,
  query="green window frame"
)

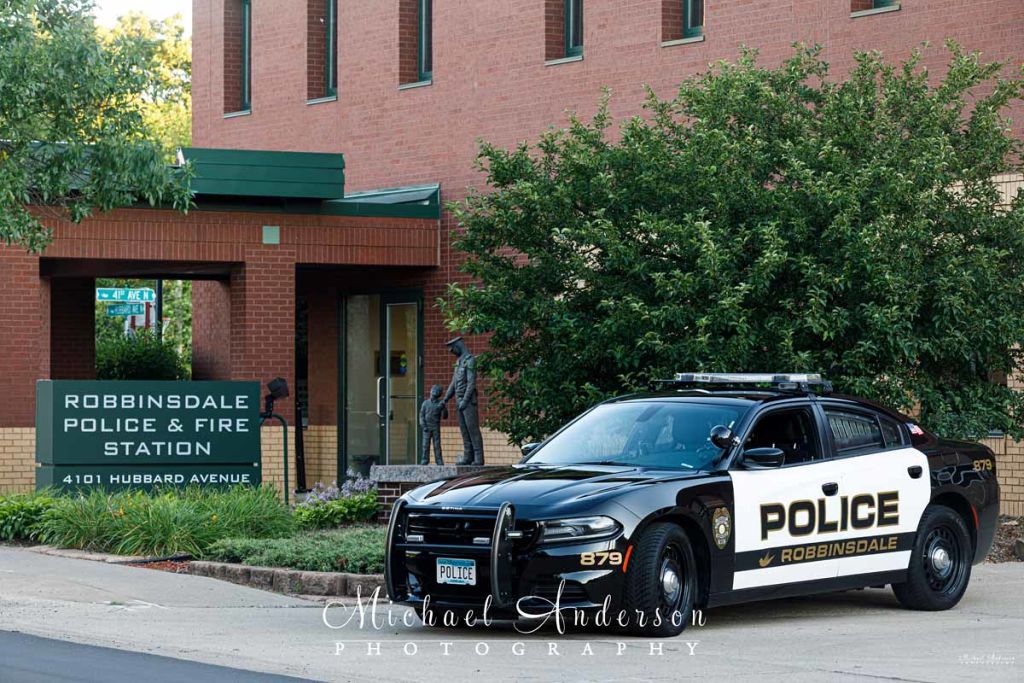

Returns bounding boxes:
[418,0,432,81]
[565,0,583,58]
[241,0,252,110]
[325,0,337,96]
[683,0,704,39]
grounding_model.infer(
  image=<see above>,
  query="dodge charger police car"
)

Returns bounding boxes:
[384,374,999,637]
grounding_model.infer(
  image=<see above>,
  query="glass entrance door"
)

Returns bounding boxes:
[385,302,419,464]
[342,293,421,471]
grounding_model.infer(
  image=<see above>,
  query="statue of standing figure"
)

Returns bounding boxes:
[418,384,448,465]
[443,336,484,465]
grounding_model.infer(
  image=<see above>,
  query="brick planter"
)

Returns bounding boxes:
[371,464,506,522]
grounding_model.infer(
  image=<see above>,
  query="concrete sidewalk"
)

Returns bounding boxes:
[0,546,1021,682]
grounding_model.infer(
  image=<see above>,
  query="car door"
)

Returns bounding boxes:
[818,403,931,580]
[730,402,848,590]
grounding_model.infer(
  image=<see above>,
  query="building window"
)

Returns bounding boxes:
[684,0,704,38]
[663,1,704,43]
[308,0,337,100]
[852,0,898,12]
[565,0,583,57]
[223,0,252,113]
[399,0,431,85]
[545,0,582,62]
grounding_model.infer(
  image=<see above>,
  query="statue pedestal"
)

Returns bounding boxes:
[370,464,504,522]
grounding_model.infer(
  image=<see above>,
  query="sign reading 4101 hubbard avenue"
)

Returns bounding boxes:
[36,381,261,491]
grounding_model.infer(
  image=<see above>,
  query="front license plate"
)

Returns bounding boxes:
[436,558,476,586]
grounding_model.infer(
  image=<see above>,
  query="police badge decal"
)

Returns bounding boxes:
[712,507,731,550]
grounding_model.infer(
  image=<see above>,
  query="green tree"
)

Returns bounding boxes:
[100,11,191,152]
[0,0,191,252]
[444,45,1024,444]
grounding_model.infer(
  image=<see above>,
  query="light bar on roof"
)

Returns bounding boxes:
[672,373,825,384]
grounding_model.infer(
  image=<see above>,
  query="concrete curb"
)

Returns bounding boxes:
[187,560,385,598]
[22,545,192,565]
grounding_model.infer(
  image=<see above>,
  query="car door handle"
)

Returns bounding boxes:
[821,482,839,496]
[907,465,923,479]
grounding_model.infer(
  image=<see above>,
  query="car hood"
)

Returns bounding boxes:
[410,464,710,518]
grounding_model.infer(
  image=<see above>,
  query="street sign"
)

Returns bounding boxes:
[106,303,146,317]
[96,288,156,303]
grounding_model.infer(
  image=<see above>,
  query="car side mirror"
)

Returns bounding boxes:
[709,425,736,450]
[521,442,541,457]
[742,447,785,469]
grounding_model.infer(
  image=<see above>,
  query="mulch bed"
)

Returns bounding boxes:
[129,559,191,573]
[988,516,1024,563]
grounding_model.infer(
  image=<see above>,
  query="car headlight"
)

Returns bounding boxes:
[538,516,621,544]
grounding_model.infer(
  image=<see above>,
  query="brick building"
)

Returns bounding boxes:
[2,1,1023,513]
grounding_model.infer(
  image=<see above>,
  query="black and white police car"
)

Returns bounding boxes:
[384,373,999,636]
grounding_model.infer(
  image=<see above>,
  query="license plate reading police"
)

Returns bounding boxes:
[436,558,476,586]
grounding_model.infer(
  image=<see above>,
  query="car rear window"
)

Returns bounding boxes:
[826,410,884,454]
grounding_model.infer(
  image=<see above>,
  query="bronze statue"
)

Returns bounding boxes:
[419,384,448,465]
[443,336,484,465]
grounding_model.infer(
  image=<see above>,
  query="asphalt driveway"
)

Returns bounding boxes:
[0,546,1020,682]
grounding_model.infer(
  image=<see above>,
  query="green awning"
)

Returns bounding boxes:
[323,184,441,219]
[180,147,346,200]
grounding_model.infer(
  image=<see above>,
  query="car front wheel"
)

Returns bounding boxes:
[892,504,972,611]
[622,522,697,637]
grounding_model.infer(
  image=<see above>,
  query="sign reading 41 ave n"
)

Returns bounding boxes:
[36,380,261,491]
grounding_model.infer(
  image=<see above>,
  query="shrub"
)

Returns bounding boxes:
[36,486,293,556]
[0,492,54,541]
[96,329,190,380]
[204,526,386,574]
[293,492,379,530]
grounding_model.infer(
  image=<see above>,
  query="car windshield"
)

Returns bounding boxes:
[525,401,747,470]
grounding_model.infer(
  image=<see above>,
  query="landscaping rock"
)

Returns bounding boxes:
[247,566,276,591]
[1014,539,1024,561]
[346,573,385,598]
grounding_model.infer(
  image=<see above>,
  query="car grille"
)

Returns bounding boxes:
[529,580,589,604]
[406,510,498,547]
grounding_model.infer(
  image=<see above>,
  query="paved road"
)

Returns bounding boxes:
[0,546,1021,682]
[0,631,313,683]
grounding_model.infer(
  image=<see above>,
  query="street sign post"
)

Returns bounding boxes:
[106,303,146,317]
[96,288,156,303]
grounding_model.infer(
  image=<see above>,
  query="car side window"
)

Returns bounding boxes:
[744,407,820,466]
[879,416,904,448]
[825,409,885,456]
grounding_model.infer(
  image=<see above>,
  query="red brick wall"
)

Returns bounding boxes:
[190,0,1024,434]
[192,279,232,380]
[398,0,420,84]
[0,208,437,428]
[307,0,328,99]
[49,278,95,380]
[0,250,43,426]
[223,0,244,112]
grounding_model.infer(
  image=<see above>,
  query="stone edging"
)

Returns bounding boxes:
[188,560,384,598]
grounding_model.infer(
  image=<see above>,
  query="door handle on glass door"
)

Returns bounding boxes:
[376,376,384,418]
[821,482,839,496]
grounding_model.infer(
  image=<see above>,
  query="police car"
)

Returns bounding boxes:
[384,374,999,636]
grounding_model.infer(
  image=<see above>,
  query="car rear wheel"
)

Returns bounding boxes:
[892,504,972,611]
[622,523,697,637]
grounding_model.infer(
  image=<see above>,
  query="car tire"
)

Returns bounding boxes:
[622,522,697,637]
[892,504,972,611]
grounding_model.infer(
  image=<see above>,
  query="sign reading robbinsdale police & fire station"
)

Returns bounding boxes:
[35,380,261,490]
